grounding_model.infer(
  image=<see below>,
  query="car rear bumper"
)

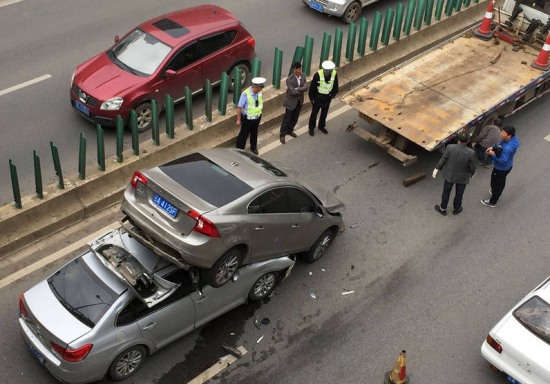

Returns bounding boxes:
[302,0,347,17]
[481,340,543,384]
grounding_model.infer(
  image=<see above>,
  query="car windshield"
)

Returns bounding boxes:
[111,29,172,76]
[47,257,118,328]
[513,295,550,344]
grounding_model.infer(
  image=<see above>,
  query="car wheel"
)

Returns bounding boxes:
[206,248,242,287]
[302,229,336,263]
[341,1,362,23]
[228,63,250,92]
[249,272,279,301]
[108,345,147,381]
[134,102,153,133]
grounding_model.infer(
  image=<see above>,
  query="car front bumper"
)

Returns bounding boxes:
[302,0,347,17]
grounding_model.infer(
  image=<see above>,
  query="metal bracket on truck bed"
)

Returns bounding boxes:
[346,121,417,167]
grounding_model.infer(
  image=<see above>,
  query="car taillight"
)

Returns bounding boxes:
[246,37,256,48]
[187,210,220,238]
[19,293,28,317]
[130,171,147,189]
[486,335,502,354]
[51,342,93,362]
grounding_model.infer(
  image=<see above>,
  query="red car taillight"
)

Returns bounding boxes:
[19,293,28,317]
[187,210,220,238]
[246,36,256,48]
[130,171,148,189]
[486,335,502,354]
[51,342,93,362]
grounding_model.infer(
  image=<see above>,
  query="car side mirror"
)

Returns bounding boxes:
[188,268,203,296]
[315,206,324,218]
[164,69,177,78]
[231,271,240,283]
[114,35,120,43]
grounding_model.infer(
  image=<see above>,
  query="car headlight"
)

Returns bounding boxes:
[100,97,124,110]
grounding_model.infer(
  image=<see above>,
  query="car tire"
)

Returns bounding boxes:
[341,1,362,23]
[205,248,242,287]
[228,63,250,92]
[134,102,154,133]
[301,229,336,263]
[249,271,279,301]
[108,345,147,381]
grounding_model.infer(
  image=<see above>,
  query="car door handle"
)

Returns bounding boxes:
[254,226,265,230]
[196,296,207,304]
[142,322,156,330]
[291,224,300,228]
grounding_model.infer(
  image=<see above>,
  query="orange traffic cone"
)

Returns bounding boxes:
[474,0,496,40]
[532,33,550,70]
[384,350,409,384]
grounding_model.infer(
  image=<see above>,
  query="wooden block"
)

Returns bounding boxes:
[402,172,426,187]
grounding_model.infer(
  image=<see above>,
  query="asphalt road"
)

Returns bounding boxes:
[1,93,549,384]
[0,0,392,205]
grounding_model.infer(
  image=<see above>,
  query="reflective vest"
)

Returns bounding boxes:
[245,88,263,119]
[317,69,336,95]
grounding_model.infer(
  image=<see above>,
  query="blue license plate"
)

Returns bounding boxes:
[309,1,323,12]
[153,194,179,218]
[507,376,521,384]
[75,100,90,115]
[26,340,45,365]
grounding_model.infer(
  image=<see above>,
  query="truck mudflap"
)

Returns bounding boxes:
[120,216,191,270]
[346,120,417,167]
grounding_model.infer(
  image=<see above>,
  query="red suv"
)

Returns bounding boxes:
[70,5,255,132]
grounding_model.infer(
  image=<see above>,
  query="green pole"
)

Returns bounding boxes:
[289,46,305,75]
[357,18,369,56]
[381,8,395,46]
[463,0,471,6]
[129,111,138,156]
[403,0,417,36]
[453,0,462,12]
[218,72,229,116]
[333,28,343,67]
[33,150,43,199]
[444,0,454,16]
[233,67,242,105]
[346,23,357,62]
[9,159,21,209]
[303,35,314,75]
[394,3,405,41]
[425,0,434,24]
[116,114,123,163]
[165,94,174,138]
[151,100,159,146]
[185,86,193,130]
[205,79,212,122]
[370,11,382,51]
[435,0,445,20]
[273,47,283,89]
[50,141,64,189]
[414,0,426,30]
[251,57,261,78]
[96,124,105,171]
[320,32,332,65]
[78,132,86,180]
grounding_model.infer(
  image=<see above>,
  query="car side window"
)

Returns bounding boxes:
[287,188,315,213]
[199,31,236,57]
[167,42,200,72]
[248,188,288,214]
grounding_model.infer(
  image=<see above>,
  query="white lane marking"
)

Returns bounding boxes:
[0,74,52,97]
[187,346,247,384]
[259,104,352,155]
[0,221,120,290]
[0,0,24,8]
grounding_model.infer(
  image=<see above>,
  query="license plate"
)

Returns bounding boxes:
[26,340,45,365]
[507,376,521,384]
[75,100,90,116]
[308,1,323,12]
[153,194,179,218]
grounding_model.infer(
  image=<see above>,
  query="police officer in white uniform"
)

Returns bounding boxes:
[308,60,339,136]
[236,77,266,155]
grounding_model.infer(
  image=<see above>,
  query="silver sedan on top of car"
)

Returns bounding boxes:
[19,226,294,383]
[121,148,345,287]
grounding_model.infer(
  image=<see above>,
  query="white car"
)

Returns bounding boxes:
[481,275,550,384]
[302,0,379,23]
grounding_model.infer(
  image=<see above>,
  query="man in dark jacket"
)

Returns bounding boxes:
[433,133,477,215]
[472,118,502,167]
[280,62,308,144]
[308,60,338,136]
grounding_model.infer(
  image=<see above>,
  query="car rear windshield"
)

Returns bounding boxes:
[160,153,253,207]
[47,257,118,328]
[513,295,550,344]
[112,29,171,76]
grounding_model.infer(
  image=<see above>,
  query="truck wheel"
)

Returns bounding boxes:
[301,228,336,263]
[341,1,362,23]
[205,248,242,287]
[134,102,153,133]
[108,345,147,381]
[229,63,250,92]
[249,272,279,301]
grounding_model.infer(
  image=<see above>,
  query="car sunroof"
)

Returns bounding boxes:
[152,18,190,38]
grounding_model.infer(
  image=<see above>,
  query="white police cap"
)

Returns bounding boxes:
[251,77,266,86]
[321,60,335,70]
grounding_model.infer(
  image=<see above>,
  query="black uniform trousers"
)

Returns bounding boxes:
[280,100,302,136]
[236,115,261,152]
[308,97,331,131]
[489,167,512,204]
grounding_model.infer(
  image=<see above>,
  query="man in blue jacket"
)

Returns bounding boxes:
[481,126,520,207]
